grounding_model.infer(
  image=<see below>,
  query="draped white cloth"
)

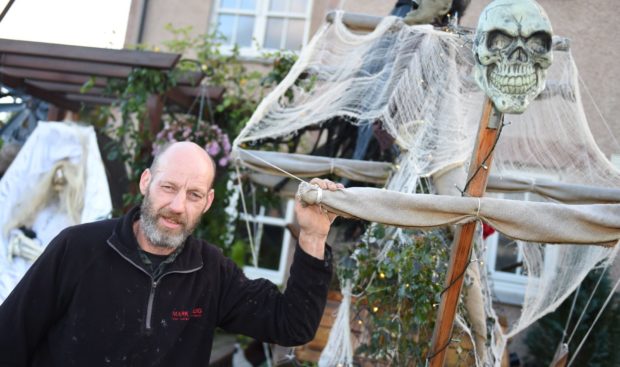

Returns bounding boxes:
[0,121,112,302]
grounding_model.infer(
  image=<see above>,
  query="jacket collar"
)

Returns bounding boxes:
[107,206,204,276]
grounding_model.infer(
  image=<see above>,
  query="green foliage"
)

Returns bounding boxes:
[82,24,299,253]
[83,67,177,209]
[523,268,620,367]
[349,225,451,365]
[230,239,249,268]
[162,24,297,137]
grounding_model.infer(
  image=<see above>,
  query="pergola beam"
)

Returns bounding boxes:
[1,54,133,78]
[26,80,105,95]
[0,66,109,86]
[0,39,225,113]
[0,38,179,69]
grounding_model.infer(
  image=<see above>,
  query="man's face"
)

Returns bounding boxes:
[140,187,202,249]
[138,157,215,250]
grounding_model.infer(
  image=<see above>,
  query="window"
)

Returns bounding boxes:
[212,0,312,56]
[238,198,296,285]
[485,192,529,305]
[612,154,620,170]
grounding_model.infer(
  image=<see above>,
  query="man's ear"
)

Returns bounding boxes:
[139,169,152,195]
[202,189,215,214]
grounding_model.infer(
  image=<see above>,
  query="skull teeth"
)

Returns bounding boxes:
[489,64,537,95]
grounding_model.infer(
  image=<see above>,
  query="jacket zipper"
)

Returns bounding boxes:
[107,240,203,331]
[145,280,158,330]
[144,268,203,330]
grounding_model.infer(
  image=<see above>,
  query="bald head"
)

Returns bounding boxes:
[137,141,217,253]
[151,142,216,189]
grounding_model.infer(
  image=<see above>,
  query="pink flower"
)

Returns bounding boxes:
[205,141,221,156]
[218,157,229,167]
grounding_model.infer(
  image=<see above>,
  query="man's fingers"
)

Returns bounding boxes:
[309,178,343,192]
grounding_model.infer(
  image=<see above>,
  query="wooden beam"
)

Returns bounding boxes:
[550,343,569,367]
[26,80,105,95]
[428,98,503,366]
[146,93,164,135]
[0,38,180,69]
[0,54,133,78]
[324,12,571,52]
[65,94,117,105]
[165,87,195,109]
[0,66,108,86]
[325,11,382,32]
[1,74,81,111]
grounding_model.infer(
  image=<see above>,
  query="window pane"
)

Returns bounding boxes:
[289,0,307,13]
[264,17,284,49]
[504,192,525,201]
[216,14,235,45]
[257,225,284,270]
[236,15,255,47]
[240,0,256,10]
[285,19,304,50]
[236,222,284,270]
[495,235,520,273]
[269,0,286,11]
[221,0,237,9]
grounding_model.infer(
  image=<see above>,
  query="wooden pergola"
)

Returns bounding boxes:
[0,38,224,132]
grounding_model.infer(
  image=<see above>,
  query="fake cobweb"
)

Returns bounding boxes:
[232,12,620,366]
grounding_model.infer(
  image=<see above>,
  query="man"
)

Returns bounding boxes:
[0,141,342,366]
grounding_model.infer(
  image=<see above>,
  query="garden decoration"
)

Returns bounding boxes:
[0,122,112,302]
[473,0,554,113]
[232,7,620,367]
[431,3,553,363]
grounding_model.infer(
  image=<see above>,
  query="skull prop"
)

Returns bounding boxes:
[473,0,553,114]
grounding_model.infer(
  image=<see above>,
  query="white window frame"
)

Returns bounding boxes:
[485,228,528,305]
[485,172,558,305]
[611,153,620,170]
[239,198,295,285]
[211,0,313,59]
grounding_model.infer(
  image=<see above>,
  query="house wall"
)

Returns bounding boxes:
[125,0,215,48]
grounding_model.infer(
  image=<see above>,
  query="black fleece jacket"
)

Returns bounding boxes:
[0,207,332,366]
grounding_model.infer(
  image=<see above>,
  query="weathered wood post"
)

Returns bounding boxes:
[428,97,503,366]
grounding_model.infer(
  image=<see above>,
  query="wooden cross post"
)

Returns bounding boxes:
[428,97,504,366]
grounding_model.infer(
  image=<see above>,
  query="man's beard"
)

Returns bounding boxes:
[139,193,200,250]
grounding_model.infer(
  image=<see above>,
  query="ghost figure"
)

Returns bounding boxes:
[473,0,553,114]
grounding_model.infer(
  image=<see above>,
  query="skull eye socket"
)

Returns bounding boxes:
[487,31,514,51]
[526,32,552,54]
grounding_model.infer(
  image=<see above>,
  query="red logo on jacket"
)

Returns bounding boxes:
[171,308,203,321]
